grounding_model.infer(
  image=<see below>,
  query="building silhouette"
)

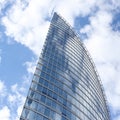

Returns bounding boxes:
[20,12,110,120]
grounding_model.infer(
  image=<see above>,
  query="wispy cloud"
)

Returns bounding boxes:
[1,0,52,55]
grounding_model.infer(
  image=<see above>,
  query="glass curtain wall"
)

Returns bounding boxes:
[20,12,110,120]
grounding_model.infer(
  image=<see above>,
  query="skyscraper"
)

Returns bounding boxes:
[20,12,110,120]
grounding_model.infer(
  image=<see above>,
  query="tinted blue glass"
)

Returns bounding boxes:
[41,95,46,103]
[20,12,110,120]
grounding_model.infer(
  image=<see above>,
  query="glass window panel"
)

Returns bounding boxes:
[35,92,41,101]
[44,80,48,87]
[41,95,46,103]
[37,103,45,114]
[42,87,47,94]
[26,98,32,106]
[21,108,29,118]
[40,71,45,77]
[33,75,39,82]
[51,100,56,109]
[29,90,35,98]
[53,93,57,100]
[31,82,37,90]
[47,89,52,97]
[46,98,51,106]
[39,77,44,84]
[37,84,42,92]
[27,110,36,120]
[44,107,50,117]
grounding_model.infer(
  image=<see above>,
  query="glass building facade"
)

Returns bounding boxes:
[20,13,110,120]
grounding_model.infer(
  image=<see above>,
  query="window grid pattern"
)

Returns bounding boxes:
[20,12,110,120]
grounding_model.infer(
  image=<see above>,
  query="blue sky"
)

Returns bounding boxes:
[0,0,120,120]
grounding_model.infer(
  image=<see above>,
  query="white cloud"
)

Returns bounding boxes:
[1,0,52,55]
[81,10,120,63]
[0,106,10,120]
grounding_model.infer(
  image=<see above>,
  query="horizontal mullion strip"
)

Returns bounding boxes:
[47,24,105,101]
[40,51,105,108]
[42,39,102,93]
[46,23,104,94]
[41,23,108,117]
[37,58,107,118]
[34,64,105,120]
[21,106,51,120]
[30,79,97,120]
[25,96,71,120]
[29,87,82,120]
[29,84,88,120]
[37,57,105,115]
[41,38,98,86]
[42,44,100,91]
